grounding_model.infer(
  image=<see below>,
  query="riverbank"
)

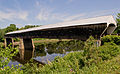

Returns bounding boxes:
[1,35,120,73]
[0,39,72,46]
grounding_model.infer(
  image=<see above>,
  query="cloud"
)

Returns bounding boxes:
[36,7,68,21]
[36,7,120,25]
[36,7,50,21]
[36,9,85,22]
[81,8,120,18]
[0,10,28,22]
[63,8,120,22]
[18,11,28,20]
[63,13,86,21]
[36,0,40,6]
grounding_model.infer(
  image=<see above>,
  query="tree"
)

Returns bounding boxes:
[114,13,120,33]
[5,24,17,33]
[116,13,120,25]
[24,25,36,29]
[0,29,5,42]
[19,25,40,30]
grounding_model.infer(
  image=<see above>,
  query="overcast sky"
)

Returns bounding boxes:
[0,0,120,28]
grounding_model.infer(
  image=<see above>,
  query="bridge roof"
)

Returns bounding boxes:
[6,15,117,35]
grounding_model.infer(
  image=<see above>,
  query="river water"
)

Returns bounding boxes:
[8,40,84,66]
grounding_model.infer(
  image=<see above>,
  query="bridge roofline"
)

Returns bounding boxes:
[6,15,117,35]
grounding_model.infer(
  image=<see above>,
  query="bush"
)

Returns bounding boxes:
[38,36,120,73]
[0,44,19,68]
[39,51,84,74]
[79,55,120,74]
[98,42,120,60]
[101,35,120,45]
[83,36,102,66]
[0,44,21,74]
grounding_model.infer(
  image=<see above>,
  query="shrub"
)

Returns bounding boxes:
[79,55,120,74]
[0,44,19,68]
[39,51,84,74]
[98,42,120,60]
[101,35,120,45]
[0,45,23,74]
[83,36,102,67]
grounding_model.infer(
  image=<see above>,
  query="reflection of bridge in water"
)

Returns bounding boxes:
[13,49,45,65]
[4,15,117,61]
[13,40,84,64]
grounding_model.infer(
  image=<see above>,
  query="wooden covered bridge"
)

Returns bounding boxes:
[4,15,117,59]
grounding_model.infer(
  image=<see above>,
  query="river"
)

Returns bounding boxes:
[8,40,84,66]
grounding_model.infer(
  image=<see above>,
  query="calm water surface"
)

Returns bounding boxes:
[8,40,84,66]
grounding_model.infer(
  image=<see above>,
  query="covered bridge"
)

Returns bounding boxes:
[4,15,117,59]
[5,15,117,39]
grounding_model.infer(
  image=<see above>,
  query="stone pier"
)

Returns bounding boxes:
[19,38,35,60]
[19,38,25,60]
[5,37,35,60]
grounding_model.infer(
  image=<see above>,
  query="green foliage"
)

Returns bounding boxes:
[0,29,5,42]
[47,40,83,54]
[79,55,120,74]
[35,40,84,54]
[116,13,120,25]
[14,38,20,42]
[98,42,120,60]
[19,25,40,30]
[114,13,120,33]
[38,36,120,73]
[33,38,47,41]
[0,24,17,42]
[21,63,42,74]
[39,51,84,74]
[83,36,102,66]
[0,64,23,74]
[5,24,17,33]
[0,45,18,68]
[0,44,21,73]
[101,35,120,45]
[0,24,41,42]
[1,36,120,73]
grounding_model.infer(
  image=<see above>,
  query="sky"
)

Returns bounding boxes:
[0,0,120,28]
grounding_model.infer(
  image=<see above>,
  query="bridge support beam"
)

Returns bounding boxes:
[19,38,35,60]
[96,40,101,47]
[5,38,14,48]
